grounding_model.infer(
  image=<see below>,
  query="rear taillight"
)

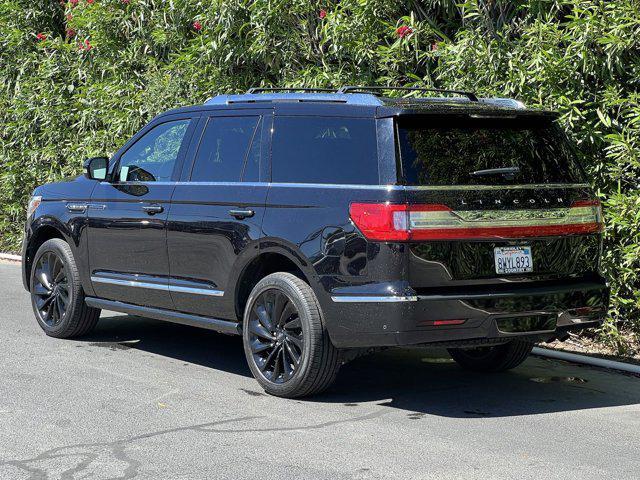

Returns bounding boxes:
[349,200,603,241]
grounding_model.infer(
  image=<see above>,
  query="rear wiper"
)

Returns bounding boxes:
[471,167,520,180]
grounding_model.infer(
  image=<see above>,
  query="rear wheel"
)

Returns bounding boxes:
[242,272,341,398]
[448,340,533,372]
[30,239,100,338]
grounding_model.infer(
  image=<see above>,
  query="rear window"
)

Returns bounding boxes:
[271,116,378,184]
[397,116,585,186]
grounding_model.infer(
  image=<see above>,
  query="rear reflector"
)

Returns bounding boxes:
[349,200,602,241]
[419,319,468,327]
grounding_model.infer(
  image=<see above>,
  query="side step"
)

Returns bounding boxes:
[85,297,241,335]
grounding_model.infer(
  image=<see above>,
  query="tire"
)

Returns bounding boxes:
[29,238,100,338]
[447,340,533,372]
[242,272,341,398]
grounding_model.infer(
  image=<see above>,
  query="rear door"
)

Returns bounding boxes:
[167,108,272,319]
[394,114,602,290]
[88,114,198,309]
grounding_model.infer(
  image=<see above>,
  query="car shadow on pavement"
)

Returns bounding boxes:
[87,314,640,418]
[83,313,251,377]
[322,348,640,418]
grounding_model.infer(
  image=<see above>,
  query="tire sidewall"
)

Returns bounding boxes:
[242,274,318,397]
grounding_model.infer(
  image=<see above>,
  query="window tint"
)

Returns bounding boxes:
[397,116,585,186]
[117,119,190,182]
[190,116,260,182]
[271,117,379,184]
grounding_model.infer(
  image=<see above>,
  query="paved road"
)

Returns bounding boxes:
[1,262,639,479]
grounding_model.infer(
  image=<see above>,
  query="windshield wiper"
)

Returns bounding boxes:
[470,167,520,180]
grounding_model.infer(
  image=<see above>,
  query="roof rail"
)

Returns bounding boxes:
[337,85,479,102]
[246,87,335,94]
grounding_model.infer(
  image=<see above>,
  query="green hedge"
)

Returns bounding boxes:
[1,0,638,351]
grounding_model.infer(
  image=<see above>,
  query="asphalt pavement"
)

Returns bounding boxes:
[1,262,639,479]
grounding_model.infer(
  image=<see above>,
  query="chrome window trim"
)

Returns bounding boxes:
[91,276,224,297]
[104,181,590,191]
[331,295,418,303]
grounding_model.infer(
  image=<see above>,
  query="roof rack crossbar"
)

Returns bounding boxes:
[336,85,479,102]
[246,87,335,94]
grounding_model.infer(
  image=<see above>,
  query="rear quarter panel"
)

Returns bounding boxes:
[262,184,407,338]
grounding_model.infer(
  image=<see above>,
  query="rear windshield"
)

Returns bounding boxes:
[396,116,585,186]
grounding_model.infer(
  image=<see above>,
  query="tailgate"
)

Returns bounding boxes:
[395,114,603,289]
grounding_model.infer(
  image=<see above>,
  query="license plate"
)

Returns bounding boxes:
[494,246,533,274]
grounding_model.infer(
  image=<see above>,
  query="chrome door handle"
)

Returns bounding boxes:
[228,209,254,219]
[142,204,164,215]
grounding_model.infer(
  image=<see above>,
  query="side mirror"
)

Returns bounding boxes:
[83,157,109,181]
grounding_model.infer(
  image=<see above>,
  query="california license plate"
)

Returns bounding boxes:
[494,246,533,274]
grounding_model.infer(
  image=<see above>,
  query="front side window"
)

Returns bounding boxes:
[190,116,260,182]
[271,117,379,185]
[117,119,191,182]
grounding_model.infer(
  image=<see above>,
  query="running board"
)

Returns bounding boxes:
[85,297,241,335]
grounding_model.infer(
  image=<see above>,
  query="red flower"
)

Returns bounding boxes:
[79,39,92,51]
[193,20,202,31]
[319,9,327,19]
[66,13,73,21]
[70,0,79,6]
[86,0,94,4]
[396,25,413,38]
[36,33,47,42]
[122,0,130,3]
[66,28,76,38]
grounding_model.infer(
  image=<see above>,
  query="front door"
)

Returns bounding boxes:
[167,109,272,319]
[88,114,198,309]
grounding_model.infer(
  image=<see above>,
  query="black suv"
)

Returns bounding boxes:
[22,86,609,397]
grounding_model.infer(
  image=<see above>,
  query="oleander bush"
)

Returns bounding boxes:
[1,0,638,352]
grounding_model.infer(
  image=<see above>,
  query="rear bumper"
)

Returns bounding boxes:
[325,279,609,348]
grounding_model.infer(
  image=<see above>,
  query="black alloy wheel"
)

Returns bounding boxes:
[243,272,341,398]
[247,288,304,384]
[33,251,70,326]
[30,238,100,338]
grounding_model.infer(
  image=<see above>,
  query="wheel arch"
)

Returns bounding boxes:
[232,242,319,321]
[24,219,70,291]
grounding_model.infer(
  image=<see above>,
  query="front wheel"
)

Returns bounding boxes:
[242,272,341,398]
[448,340,533,372]
[30,238,100,338]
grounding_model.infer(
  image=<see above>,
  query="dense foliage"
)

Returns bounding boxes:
[1,0,638,351]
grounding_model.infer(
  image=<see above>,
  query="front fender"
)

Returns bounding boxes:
[23,205,93,296]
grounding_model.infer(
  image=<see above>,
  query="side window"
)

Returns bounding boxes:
[117,119,191,182]
[241,117,263,182]
[271,117,379,185]
[190,116,260,182]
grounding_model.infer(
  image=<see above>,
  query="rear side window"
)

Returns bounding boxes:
[190,116,260,182]
[397,116,585,186]
[271,117,379,184]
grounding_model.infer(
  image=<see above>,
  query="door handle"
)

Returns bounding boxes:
[228,209,255,220]
[142,204,164,215]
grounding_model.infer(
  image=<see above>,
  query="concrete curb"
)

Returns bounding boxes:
[533,346,640,375]
[0,253,21,263]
